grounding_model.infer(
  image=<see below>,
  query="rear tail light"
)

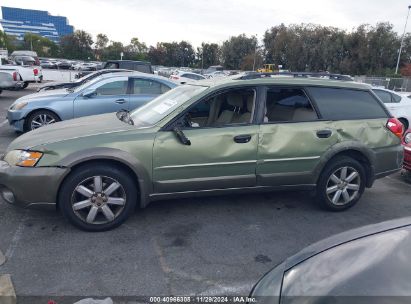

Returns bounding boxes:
[33,68,38,76]
[386,118,404,138]
[171,76,179,80]
[12,71,17,81]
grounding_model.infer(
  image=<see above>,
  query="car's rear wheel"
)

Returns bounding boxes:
[25,110,60,132]
[59,164,138,231]
[316,156,365,211]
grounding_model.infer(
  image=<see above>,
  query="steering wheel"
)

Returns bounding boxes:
[183,112,193,127]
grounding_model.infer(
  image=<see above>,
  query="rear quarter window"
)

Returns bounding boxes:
[307,87,388,120]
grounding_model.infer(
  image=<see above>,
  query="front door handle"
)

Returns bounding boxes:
[234,134,252,143]
[316,129,332,138]
[114,99,126,104]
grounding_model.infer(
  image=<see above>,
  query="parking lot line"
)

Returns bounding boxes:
[0,249,5,266]
[0,274,16,304]
[5,211,27,260]
[0,120,7,128]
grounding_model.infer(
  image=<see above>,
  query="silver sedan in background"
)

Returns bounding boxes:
[7,72,177,132]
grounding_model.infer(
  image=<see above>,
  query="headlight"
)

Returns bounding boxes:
[4,150,43,167]
[10,102,28,111]
[405,133,411,144]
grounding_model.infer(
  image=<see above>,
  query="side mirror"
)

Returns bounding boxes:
[81,88,96,98]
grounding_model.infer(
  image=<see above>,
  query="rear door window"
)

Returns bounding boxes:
[95,80,128,95]
[265,87,318,122]
[307,87,388,120]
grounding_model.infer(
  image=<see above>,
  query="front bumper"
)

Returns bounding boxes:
[404,146,411,171]
[7,110,26,132]
[0,160,69,208]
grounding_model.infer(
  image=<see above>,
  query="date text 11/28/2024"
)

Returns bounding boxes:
[149,296,257,303]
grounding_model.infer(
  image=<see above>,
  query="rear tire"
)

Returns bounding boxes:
[59,164,138,231]
[316,156,366,211]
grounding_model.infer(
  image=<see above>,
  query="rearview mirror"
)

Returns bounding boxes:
[82,88,96,98]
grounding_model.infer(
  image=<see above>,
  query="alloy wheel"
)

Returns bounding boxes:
[71,176,127,225]
[30,113,57,130]
[326,166,361,206]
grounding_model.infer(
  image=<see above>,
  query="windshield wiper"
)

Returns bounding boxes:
[116,110,134,125]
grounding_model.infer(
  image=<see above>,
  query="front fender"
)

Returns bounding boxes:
[58,147,152,208]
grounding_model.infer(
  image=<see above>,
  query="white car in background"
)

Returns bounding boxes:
[373,88,411,129]
[204,71,228,79]
[169,71,206,84]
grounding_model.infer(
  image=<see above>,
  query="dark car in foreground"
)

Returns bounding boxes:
[250,217,411,304]
[37,69,133,92]
[0,77,404,231]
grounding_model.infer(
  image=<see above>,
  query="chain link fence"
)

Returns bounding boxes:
[354,76,411,92]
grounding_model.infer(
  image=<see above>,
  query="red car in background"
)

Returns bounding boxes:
[403,130,411,171]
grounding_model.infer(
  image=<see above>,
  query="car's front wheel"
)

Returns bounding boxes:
[24,110,61,132]
[316,156,365,211]
[59,164,138,231]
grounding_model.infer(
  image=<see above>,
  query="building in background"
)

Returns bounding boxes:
[0,6,74,43]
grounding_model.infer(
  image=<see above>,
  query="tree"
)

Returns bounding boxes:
[147,41,195,67]
[221,34,257,70]
[124,37,148,60]
[148,43,167,65]
[0,30,17,52]
[101,41,125,60]
[60,30,94,60]
[94,33,109,60]
[21,33,59,57]
[196,43,220,69]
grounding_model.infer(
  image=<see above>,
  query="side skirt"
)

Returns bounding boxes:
[148,184,316,202]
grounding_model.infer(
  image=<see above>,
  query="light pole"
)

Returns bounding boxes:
[201,43,204,72]
[395,5,411,74]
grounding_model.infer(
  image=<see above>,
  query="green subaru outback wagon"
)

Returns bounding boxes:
[0,77,404,231]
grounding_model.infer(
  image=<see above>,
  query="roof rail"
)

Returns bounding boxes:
[237,72,354,81]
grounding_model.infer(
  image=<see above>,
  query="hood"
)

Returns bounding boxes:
[7,113,136,151]
[38,81,72,89]
[13,88,71,104]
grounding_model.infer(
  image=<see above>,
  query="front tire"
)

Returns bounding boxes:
[24,110,61,132]
[316,156,365,211]
[21,82,29,89]
[59,164,138,231]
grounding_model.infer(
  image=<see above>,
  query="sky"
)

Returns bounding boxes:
[1,0,411,47]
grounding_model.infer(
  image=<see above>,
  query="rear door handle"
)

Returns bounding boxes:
[114,99,126,104]
[316,129,332,138]
[234,134,252,143]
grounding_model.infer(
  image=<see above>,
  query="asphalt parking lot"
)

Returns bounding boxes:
[0,87,411,299]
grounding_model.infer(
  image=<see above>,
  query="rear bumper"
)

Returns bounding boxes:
[404,146,411,171]
[0,80,24,89]
[0,160,69,208]
[370,144,404,186]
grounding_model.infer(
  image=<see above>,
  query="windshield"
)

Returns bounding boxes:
[130,85,207,127]
[71,75,105,92]
[74,71,98,84]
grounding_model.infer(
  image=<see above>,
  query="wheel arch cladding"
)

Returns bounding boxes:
[56,148,152,208]
[314,142,375,188]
